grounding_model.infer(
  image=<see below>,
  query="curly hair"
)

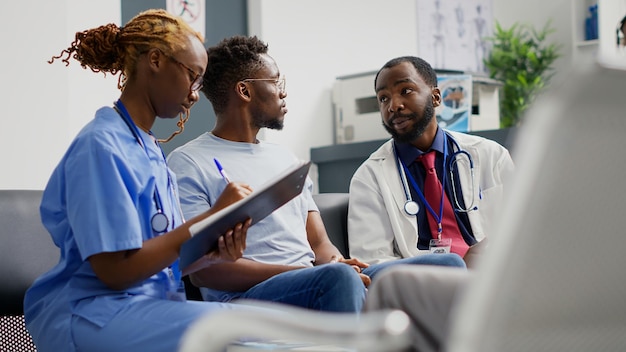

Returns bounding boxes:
[374,56,438,88]
[49,9,203,90]
[201,35,269,113]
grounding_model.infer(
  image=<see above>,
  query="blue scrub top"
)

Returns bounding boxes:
[24,106,184,348]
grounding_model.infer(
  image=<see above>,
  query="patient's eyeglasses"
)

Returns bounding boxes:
[241,76,286,93]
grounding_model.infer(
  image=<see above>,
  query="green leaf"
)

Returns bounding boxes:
[484,20,561,127]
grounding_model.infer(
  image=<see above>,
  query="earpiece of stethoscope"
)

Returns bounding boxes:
[448,151,478,213]
[404,201,420,216]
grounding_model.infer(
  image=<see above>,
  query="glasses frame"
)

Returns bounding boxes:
[241,76,286,93]
[166,55,204,92]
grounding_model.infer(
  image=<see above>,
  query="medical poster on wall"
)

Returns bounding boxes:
[167,0,206,39]
[436,74,472,132]
[416,0,493,73]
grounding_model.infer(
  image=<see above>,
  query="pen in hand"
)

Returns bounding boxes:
[213,158,231,184]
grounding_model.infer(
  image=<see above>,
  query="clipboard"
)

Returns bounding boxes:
[179,160,312,274]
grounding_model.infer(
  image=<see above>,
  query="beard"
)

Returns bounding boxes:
[264,118,284,130]
[383,100,435,143]
[253,115,284,130]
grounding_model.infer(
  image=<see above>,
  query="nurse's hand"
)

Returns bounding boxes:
[209,218,250,262]
[181,218,251,276]
[211,182,253,213]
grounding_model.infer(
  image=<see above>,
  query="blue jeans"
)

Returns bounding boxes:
[219,264,366,313]
[361,253,466,279]
[203,254,463,314]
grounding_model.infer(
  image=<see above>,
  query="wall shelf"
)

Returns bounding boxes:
[571,0,600,64]
[575,39,600,47]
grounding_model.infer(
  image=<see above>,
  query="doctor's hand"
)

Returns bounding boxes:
[330,255,371,287]
[464,238,488,270]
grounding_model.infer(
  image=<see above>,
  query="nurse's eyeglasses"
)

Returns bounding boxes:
[166,55,204,92]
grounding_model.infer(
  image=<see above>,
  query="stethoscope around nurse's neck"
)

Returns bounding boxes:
[113,99,174,234]
[394,133,478,217]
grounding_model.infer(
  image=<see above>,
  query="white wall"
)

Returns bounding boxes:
[248,0,420,192]
[598,0,626,68]
[0,0,598,190]
[492,0,574,73]
[248,0,583,192]
[0,0,120,190]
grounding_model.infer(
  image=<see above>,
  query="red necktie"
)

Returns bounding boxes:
[418,151,469,257]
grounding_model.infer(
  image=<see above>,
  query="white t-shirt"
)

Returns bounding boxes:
[167,132,317,300]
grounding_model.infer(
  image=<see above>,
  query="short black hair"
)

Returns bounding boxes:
[201,35,269,113]
[374,56,438,89]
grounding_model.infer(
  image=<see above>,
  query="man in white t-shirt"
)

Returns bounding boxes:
[168,36,466,314]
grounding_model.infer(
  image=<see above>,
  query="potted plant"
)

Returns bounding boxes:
[484,21,562,128]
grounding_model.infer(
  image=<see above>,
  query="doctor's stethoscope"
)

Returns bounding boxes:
[394,132,479,217]
[113,99,179,234]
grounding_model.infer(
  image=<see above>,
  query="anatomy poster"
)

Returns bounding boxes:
[416,0,493,73]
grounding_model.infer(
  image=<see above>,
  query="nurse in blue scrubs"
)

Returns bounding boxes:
[24,9,254,352]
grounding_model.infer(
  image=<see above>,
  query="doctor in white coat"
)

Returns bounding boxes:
[348,56,514,268]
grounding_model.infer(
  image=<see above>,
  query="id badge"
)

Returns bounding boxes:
[165,267,187,302]
[429,238,452,254]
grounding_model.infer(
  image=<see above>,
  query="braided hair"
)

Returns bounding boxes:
[49,9,203,90]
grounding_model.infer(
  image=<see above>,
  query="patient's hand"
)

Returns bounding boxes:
[331,256,372,287]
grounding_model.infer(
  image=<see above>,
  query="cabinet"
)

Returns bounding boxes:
[332,71,502,145]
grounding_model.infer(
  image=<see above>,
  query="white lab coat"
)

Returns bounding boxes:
[348,131,514,264]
